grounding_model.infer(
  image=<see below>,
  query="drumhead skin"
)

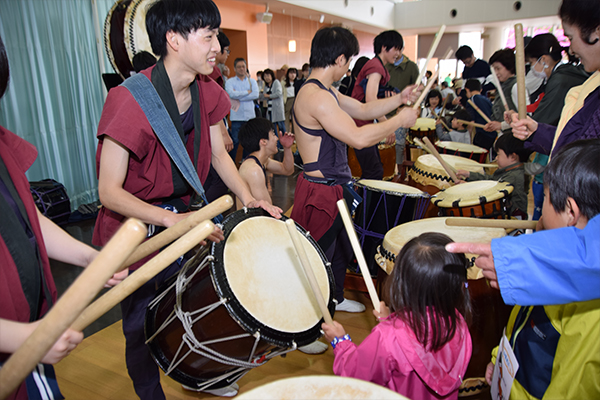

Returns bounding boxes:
[236,376,408,399]
[222,215,331,334]
[411,117,436,130]
[432,180,514,207]
[104,0,134,78]
[213,208,336,346]
[124,0,157,64]
[376,217,505,276]
[436,141,488,154]
[355,179,427,197]
[408,154,484,190]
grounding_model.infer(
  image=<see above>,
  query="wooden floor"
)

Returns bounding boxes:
[54,290,377,399]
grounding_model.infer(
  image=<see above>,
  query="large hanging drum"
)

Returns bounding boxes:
[375,217,512,396]
[104,0,157,78]
[145,208,335,391]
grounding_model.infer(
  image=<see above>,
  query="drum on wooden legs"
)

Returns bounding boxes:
[145,209,335,391]
[375,217,512,396]
[432,180,514,219]
[435,141,488,164]
[353,180,429,275]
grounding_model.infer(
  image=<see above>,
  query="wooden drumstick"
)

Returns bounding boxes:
[431,109,451,131]
[514,23,527,119]
[422,137,459,182]
[413,137,432,154]
[489,67,510,112]
[455,162,498,168]
[71,220,215,332]
[336,200,380,313]
[124,194,233,266]
[284,219,333,325]
[467,98,502,135]
[0,219,147,400]
[456,119,486,129]
[413,25,446,90]
[412,69,439,110]
[445,217,537,230]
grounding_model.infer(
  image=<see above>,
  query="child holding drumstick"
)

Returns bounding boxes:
[322,232,472,400]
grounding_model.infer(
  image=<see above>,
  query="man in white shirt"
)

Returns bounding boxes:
[225,58,259,160]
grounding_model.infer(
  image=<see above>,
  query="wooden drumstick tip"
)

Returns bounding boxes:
[284,219,334,325]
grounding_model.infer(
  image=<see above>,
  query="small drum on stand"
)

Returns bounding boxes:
[406,118,437,162]
[407,154,484,218]
[435,141,489,164]
[353,180,429,275]
[348,144,396,180]
[236,376,407,399]
[104,0,158,78]
[375,217,512,396]
[432,180,514,219]
[145,208,335,391]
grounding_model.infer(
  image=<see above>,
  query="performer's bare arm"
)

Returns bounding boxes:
[296,86,418,150]
[337,84,418,122]
[210,124,282,217]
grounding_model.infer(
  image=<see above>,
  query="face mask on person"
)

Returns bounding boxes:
[530,57,548,80]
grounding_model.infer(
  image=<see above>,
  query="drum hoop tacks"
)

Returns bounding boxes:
[211,208,336,348]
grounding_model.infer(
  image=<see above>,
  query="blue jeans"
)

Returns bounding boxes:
[229,120,249,160]
[532,180,544,221]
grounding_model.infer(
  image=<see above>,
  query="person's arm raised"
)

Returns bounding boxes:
[338,84,419,121]
[313,90,418,149]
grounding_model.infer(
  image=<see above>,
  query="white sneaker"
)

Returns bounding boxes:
[298,340,328,354]
[335,298,366,313]
[182,382,239,397]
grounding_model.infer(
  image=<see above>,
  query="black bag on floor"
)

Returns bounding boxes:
[29,179,71,225]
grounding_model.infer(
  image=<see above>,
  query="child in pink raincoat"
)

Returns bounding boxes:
[322,232,473,400]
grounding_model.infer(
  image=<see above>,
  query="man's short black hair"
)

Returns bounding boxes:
[146,0,221,58]
[455,46,473,61]
[302,63,310,71]
[234,58,246,68]
[239,117,274,154]
[493,133,531,162]
[218,30,230,54]
[132,51,157,73]
[464,79,481,92]
[309,27,359,69]
[545,139,600,221]
[374,30,404,54]
[489,49,516,74]
[452,109,472,123]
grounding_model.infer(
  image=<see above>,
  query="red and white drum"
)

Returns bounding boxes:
[145,209,335,391]
[435,141,488,164]
[432,180,514,219]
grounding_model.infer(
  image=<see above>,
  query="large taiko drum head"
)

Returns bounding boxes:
[408,154,484,190]
[375,217,505,276]
[237,376,408,399]
[145,209,335,389]
[104,0,158,78]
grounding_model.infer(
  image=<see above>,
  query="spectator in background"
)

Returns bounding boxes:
[214,30,230,85]
[455,45,493,106]
[283,67,298,133]
[295,63,310,94]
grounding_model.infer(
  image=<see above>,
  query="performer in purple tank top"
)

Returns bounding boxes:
[291,26,421,313]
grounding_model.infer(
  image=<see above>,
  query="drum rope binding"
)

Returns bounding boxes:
[146,245,297,389]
